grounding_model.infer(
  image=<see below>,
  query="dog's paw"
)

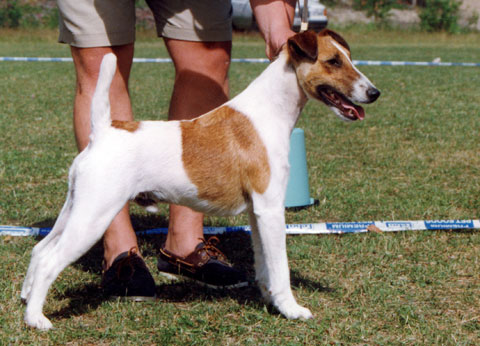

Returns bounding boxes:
[25,313,53,331]
[278,303,313,320]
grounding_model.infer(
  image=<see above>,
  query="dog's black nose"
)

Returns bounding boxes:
[367,87,381,102]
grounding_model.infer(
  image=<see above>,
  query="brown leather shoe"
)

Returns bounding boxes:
[157,237,249,289]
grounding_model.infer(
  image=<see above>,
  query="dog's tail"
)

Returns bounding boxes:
[90,53,117,136]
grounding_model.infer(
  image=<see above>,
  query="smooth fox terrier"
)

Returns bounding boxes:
[21,30,380,330]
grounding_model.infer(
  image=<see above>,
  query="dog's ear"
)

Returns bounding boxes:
[287,30,318,63]
[319,29,350,53]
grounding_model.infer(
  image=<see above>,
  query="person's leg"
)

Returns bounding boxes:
[70,44,138,269]
[163,38,231,257]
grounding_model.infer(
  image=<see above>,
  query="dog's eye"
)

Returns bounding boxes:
[327,58,341,67]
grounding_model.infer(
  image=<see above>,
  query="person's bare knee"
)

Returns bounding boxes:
[71,44,134,150]
[165,40,231,75]
[165,39,232,120]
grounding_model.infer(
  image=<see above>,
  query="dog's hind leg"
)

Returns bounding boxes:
[21,190,74,303]
[249,200,312,320]
[22,166,80,302]
[23,191,128,330]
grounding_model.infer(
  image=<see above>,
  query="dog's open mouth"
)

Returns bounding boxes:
[317,86,365,121]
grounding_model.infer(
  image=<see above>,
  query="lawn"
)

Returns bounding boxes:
[0,28,479,344]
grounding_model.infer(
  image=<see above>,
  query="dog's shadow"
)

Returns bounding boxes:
[32,214,332,321]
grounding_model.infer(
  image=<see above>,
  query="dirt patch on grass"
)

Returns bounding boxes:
[460,0,480,30]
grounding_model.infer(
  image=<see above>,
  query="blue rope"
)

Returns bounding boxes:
[1,220,479,237]
[1,56,479,67]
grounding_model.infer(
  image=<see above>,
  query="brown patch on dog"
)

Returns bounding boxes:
[111,120,140,132]
[319,29,350,56]
[287,30,361,99]
[287,30,318,63]
[181,106,270,212]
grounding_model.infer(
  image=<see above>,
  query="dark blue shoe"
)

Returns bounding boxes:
[102,248,156,301]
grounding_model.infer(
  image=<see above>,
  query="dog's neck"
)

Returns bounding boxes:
[228,51,308,138]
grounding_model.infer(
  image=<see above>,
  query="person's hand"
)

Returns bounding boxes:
[250,0,296,60]
[264,27,296,60]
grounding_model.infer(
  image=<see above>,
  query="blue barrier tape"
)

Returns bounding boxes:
[1,56,480,67]
[0,57,73,62]
[1,220,479,237]
[353,60,480,67]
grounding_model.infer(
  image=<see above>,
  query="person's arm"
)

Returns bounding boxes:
[250,0,295,60]
[250,0,297,60]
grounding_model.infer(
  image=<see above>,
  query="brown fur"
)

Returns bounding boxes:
[181,106,271,212]
[287,30,359,99]
[111,120,141,132]
[319,29,350,55]
[287,30,318,62]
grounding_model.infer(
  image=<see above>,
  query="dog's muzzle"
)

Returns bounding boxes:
[366,87,381,103]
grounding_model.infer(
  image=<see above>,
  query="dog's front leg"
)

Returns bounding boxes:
[249,205,312,320]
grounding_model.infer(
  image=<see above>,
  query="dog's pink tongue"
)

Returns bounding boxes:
[343,103,365,120]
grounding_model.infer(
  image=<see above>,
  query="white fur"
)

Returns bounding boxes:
[228,53,310,319]
[331,40,377,104]
[22,34,379,329]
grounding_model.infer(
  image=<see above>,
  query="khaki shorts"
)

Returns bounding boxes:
[58,0,232,47]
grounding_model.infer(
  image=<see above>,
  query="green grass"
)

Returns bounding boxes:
[1,28,480,344]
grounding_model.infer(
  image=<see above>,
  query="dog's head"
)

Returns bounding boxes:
[287,29,380,121]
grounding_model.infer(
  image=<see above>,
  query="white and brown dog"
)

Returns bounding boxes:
[21,30,380,330]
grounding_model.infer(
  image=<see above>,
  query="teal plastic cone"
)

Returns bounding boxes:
[285,128,315,208]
